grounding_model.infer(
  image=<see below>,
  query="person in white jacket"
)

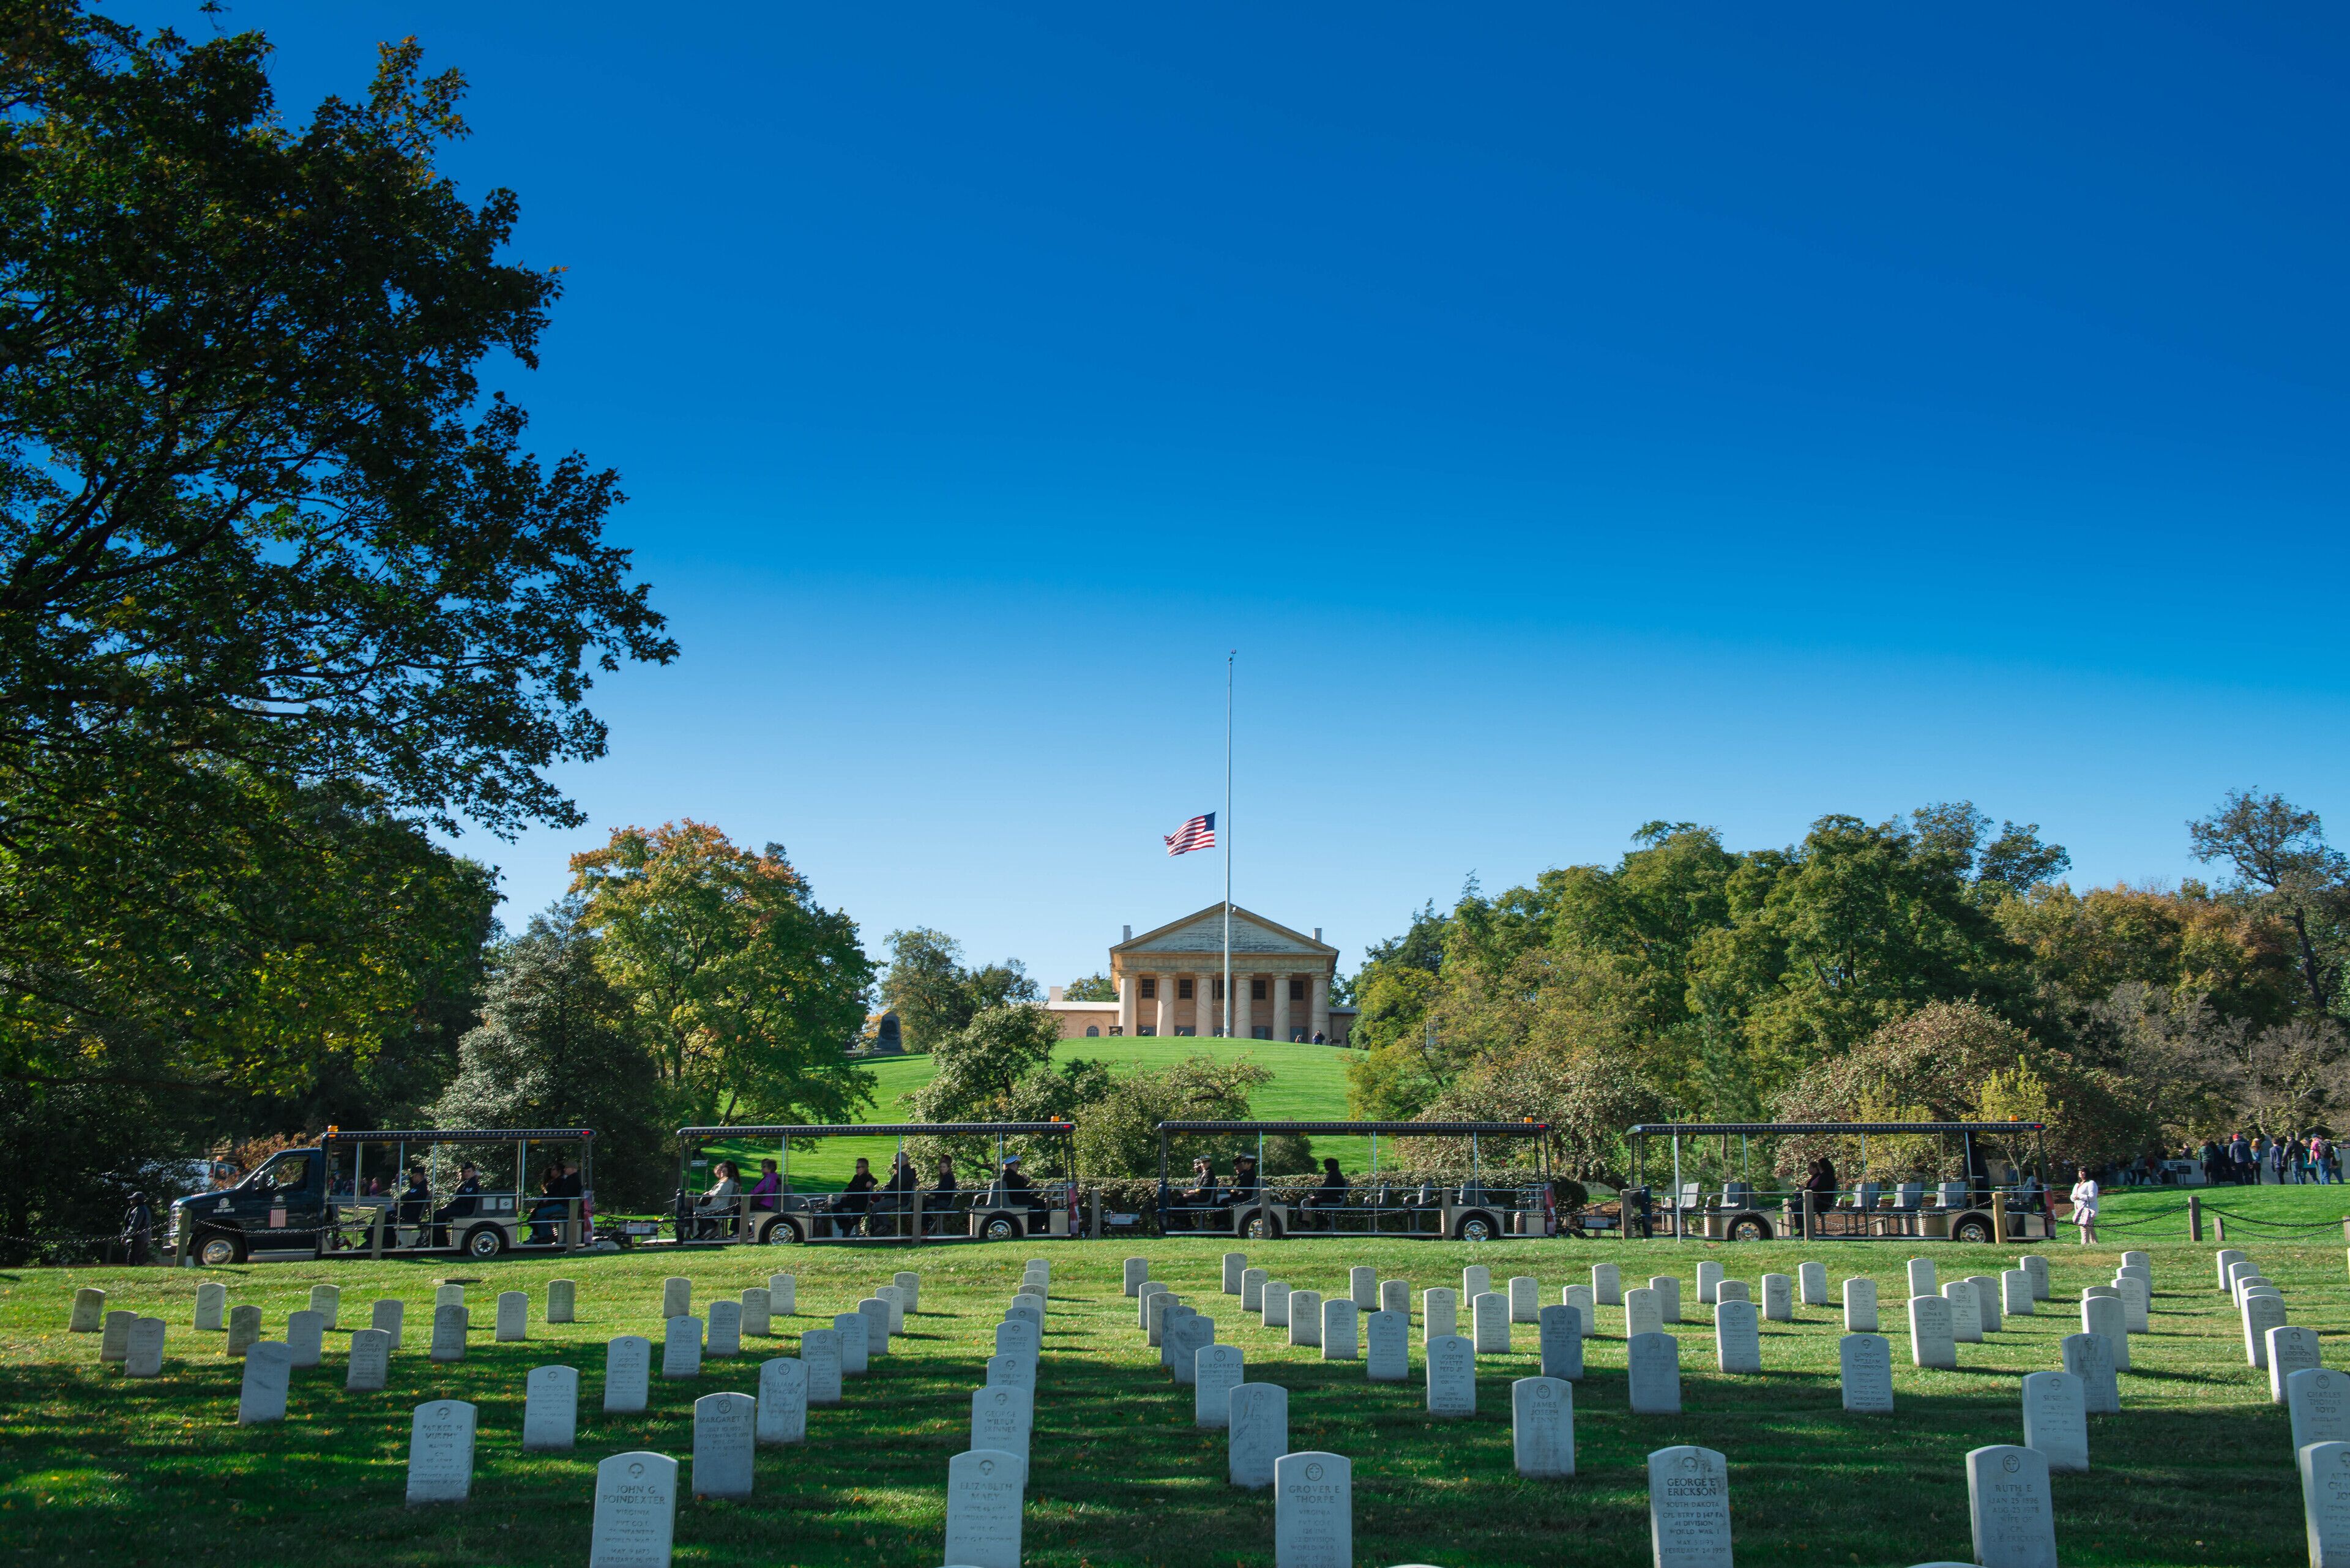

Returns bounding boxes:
[2067,1167,2099,1244]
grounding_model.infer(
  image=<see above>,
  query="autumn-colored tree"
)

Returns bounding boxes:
[570,822,874,1127]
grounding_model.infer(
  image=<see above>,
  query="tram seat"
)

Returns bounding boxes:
[1892,1182,1923,1212]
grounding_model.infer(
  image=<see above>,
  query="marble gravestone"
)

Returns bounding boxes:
[1512,1377,1575,1478]
[1471,1291,1509,1354]
[1288,1290,1324,1348]
[1461,1264,1492,1303]
[802,1328,843,1406]
[1798,1260,1828,1307]
[1156,1304,1193,1371]
[194,1281,226,1332]
[372,1297,405,1349]
[1843,1278,1878,1334]
[2020,1370,2087,1474]
[347,1327,390,1392]
[757,1356,807,1445]
[739,1286,770,1339]
[1563,1283,1597,1333]
[2290,1368,2350,1453]
[604,1335,652,1414]
[1423,1287,1458,1343]
[590,1451,676,1568]
[1646,1445,1733,1568]
[1695,1260,1723,1305]
[1380,1279,1409,1316]
[1968,1275,2002,1334]
[1908,1294,1957,1370]
[877,1286,908,1335]
[1539,1304,1583,1381]
[99,1309,134,1364]
[284,1309,324,1369]
[835,1313,869,1376]
[2213,1248,2248,1293]
[1508,1275,1539,1323]
[405,1400,476,1505]
[1627,1332,1681,1415]
[2082,1296,2130,1370]
[895,1271,922,1313]
[496,1291,528,1343]
[1174,1313,1218,1383]
[2021,1253,2050,1301]
[1761,1273,1793,1323]
[1262,1283,1291,1331]
[769,1273,796,1316]
[125,1316,166,1378]
[1124,1256,1150,1296]
[692,1391,756,1500]
[1624,1286,1664,1340]
[2111,1275,2149,1334]
[2121,1248,2151,1272]
[660,1277,690,1319]
[945,1450,1024,1568]
[1649,1276,1682,1326]
[1714,1299,1761,1375]
[1942,1281,1983,1345]
[1425,1334,1476,1416]
[1321,1298,1359,1361]
[1351,1266,1379,1310]
[308,1283,341,1330]
[435,1283,466,1315]
[548,1278,578,1324]
[2266,1325,2324,1403]
[430,1303,468,1364]
[1196,1343,1245,1427]
[1274,1452,1352,1568]
[2244,1294,2288,1370]
[857,1297,892,1355]
[238,1342,291,1424]
[2059,1332,2119,1415]
[1838,1333,1893,1413]
[663,1316,703,1379]
[706,1300,742,1359]
[994,1318,1039,1363]
[1592,1262,1622,1307]
[1367,1309,1408,1381]
[1716,1281,1750,1306]
[69,1287,105,1332]
[1228,1383,1289,1488]
[1242,1269,1269,1312]
[1907,1256,1936,1300]
[987,1351,1034,1393]
[1966,1444,2058,1568]
[971,1385,1034,1483]
[226,1305,262,1359]
[523,1365,578,1452]
[2002,1269,2034,1318]
[1223,1253,1248,1294]
[2300,1440,2350,1568]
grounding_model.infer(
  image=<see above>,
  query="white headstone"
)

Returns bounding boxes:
[660,1277,690,1319]
[858,1296,892,1354]
[1761,1273,1792,1323]
[1966,1444,2057,1568]
[1173,1312,1217,1383]
[1423,1286,1457,1343]
[707,1299,742,1359]
[739,1286,770,1338]
[2214,1249,2247,1293]
[1367,1309,1408,1382]
[1263,1283,1292,1330]
[2059,1331,2119,1414]
[2272,1326,2324,1403]
[1798,1260,1828,1306]
[1908,1257,1936,1300]
[125,1316,166,1378]
[2080,1294,2129,1370]
[1715,1299,1761,1374]
[1563,1283,1596,1332]
[1626,1331,1681,1415]
[1943,1280,1982,1344]
[757,1356,807,1444]
[1507,1275,1539,1323]
[405,1399,476,1504]
[1229,1382,1289,1488]
[971,1384,1034,1480]
[1838,1332,1893,1413]
[2244,1294,2288,1369]
[1844,1278,1879,1334]
[372,1297,404,1349]
[1715,1281,1750,1308]
[226,1304,261,1358]
[193,1281,226,1331]
[2001,1269,2033,1317]
[1122,1256,1152,1297]
[692,1391,756,1499]
[1908,1294,1956,1370]
[986,1351,1034,1393]
[347,1326,390,1391]
[69,1286,105,1332]
[1274,1452,1351,1568]
[430,1302,467,1363]
[1646,1445,1731,1568]
[524,1364,578,1452]
[769,1273,796,1315]
[1696,1260,1723,1305]
[2121,1249,2150,1273]
[2301,1440,2350,1568]
[1380,1279,1409,1316]
[895,1271,922,1312]
[1242,1268,1268,1312]
[1196,1343,1245,1426]
[837,1312,870,1375]
[1967,1274,2002,1334]
[549,1279,577,1324]
[283,1309,323,1368]
[2021,1253,2050,1300]
[802,1328,843,1406]
[238,1341,291,1424]
[590,1450,676,1568]
[944,1449,1024,1568]
[1624,1286,1663,1340]
[1425,1334,1475,1416]
[1461,1264,1492,1302]
[603,1335,652,1413]
[2292,1367,2350,1453]
[1322,1298,1359,1361]
[876,1285,907,1334]
[1539,1304,1584,1381]
[1512,1376,1575,1477]
[308,1283,341,1330]
[94,1308,131,1363]
[1592,1262,1622,1307]
[495,1291,528,1343]
[994,1317,1039,1362]
[1471,1291,1509,1354]
[1351,1266,1379,1310]
[1649,1275,1682,1325]
[2020,1370,2086,1474]
[2110,1275,2148,1334]
[435,1282,466,1313]
[662,1316,703,1379]
[1289,1290,1324,1348]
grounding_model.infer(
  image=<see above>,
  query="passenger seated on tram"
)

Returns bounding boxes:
[395,1165,432,1245]
[1300,1157,1349,1230]
[748,1159,783,1212]
[1177,1158,1219,1230]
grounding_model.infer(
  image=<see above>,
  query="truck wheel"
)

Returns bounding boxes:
[759,1217,802,1245]
[196,1229,244,1267]
[464,1225,507,1260]
[1455,1211,1496,1242]
[1951,1214,1994,1243]
[983,1213,1020,1241]
[1728,1214,1774,1241]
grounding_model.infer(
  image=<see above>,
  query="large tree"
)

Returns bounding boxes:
[877,927,1039,1052]
[2189,790,2348,1018]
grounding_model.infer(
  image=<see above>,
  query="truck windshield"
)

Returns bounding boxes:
[254,1152,311,1196]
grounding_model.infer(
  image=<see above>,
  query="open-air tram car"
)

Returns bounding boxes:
[1624,1119,2053,1243]
[1154,1119,1556,1241]
[670,1121,1079,1245]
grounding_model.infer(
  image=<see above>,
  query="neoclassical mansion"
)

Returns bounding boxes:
[1042,904,1357,1044]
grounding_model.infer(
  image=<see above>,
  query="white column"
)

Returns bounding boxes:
[1156,973,1175,1037]
[1273,971,1291,1043]
[1117,972,1136,1036]
[1310,972,1331,1043]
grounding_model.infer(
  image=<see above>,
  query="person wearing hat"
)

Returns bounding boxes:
[121,1190,153,1266]
[1178,1157,1220,1231]
[1228,1153,1261,1206]
[999,1154,1048,1223]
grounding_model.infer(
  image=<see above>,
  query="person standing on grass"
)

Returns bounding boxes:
[2230,1131,2253,1184]
[2068,1167,2099,1245]
[120,1190,152,1266]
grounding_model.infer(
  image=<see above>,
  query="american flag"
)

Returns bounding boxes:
[1163,812,1215,856]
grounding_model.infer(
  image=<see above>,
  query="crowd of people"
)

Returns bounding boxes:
[2192,1131,2339,1185]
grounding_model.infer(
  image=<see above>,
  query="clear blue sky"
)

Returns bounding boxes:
[136,2,2350,984]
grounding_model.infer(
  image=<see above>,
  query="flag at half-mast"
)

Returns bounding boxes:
[1164,812,1215,856]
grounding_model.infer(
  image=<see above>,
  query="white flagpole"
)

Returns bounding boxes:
[1223,650,1233,1040]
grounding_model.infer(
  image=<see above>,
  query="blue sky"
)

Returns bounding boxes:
[137,3,2350,984]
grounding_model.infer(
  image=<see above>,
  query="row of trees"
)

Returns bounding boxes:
[1342,794,2350,1176]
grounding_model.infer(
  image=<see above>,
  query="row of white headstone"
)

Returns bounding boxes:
[936,1257,1058,1568]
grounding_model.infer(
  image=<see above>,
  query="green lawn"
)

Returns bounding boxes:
[711,1039,1361,1192]
[2098,1180,2350,1234]
[0,1229,2331,1566]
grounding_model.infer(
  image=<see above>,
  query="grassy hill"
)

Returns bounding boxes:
[707,1037,1359,1192]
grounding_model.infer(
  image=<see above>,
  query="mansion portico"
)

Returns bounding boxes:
[1042,905,1357,1043]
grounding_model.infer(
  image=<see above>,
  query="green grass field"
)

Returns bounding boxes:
[1,1220,2335,1566]
[711,1039,1361,1191]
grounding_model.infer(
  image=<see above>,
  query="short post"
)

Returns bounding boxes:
[1087,1188,1101,1239]
[911,1190,925,1245]
[1991,1190,2007,1245]
[2188,1193,2201,1242]
[1799,1189,1813,1242]
[370,1205,387,1261]
[2214,1213,2226,1242]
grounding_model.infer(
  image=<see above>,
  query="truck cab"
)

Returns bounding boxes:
[177,1148,329,1264]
